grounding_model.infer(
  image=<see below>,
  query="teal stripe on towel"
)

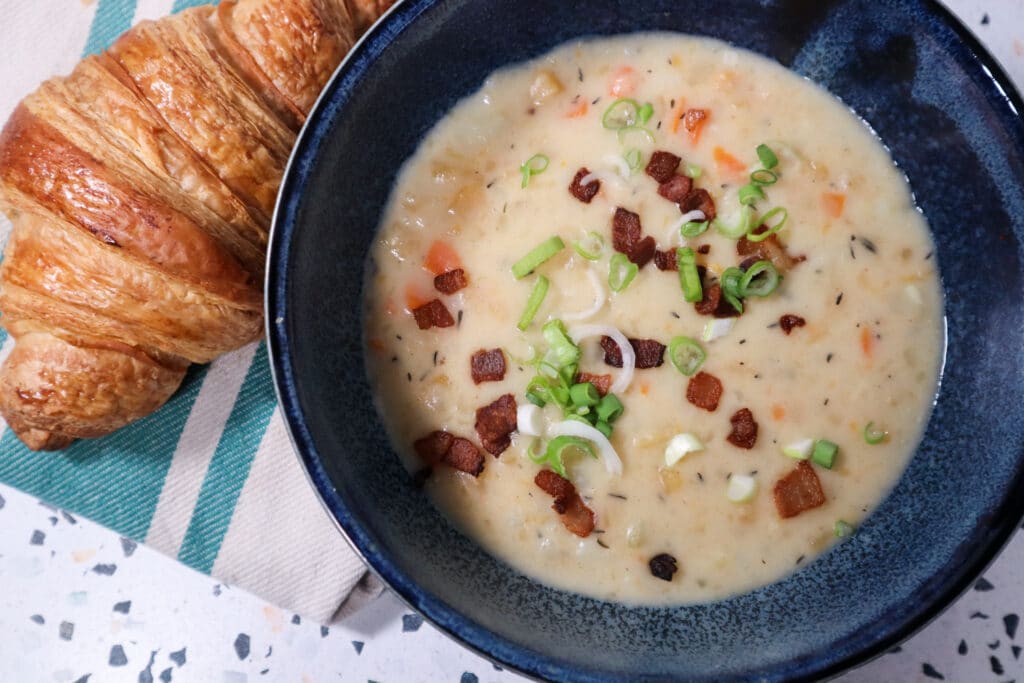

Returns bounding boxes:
[177,343,276,573]
[82,0,138,56]
[0,365,208,540]
[172,0,215,12]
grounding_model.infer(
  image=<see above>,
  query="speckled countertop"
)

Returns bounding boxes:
[2,1,1023,681]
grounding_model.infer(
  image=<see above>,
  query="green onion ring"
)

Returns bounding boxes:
[602,98,640,130]
[738,260,780,298]
[608,253,639,292]
[668,336,707,376]
[520,153,550,188]
[746,207,788,242]
[864,422,887,445]
[517,275,550,331]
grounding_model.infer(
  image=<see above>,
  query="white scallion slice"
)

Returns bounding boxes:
[726,474,757,503]
[517,404,545,437]
[560,269,606,322]
[548,420,623,476]
[665,210,707,246]
[701,318,735,342]
[602,154,632,179]
[664,433,704,466]
[568,324,635,394]
[782,438,814,460]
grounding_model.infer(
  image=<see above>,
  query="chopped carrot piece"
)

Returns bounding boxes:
[683,108,709,144]
[713,147,747,176]
[423,240,462,275]
[771,404,786,421]
[860,327,874,357]
[608,66,637,97]
[367,338,387,353]
[405,283,431,312]
[669,99,686,134]
[640,381,650,397]
[564,98,589,118]
[823,192,846,219]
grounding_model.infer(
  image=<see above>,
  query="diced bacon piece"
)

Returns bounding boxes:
[779,314,806,335]
[694,270,740,319]
[413,430,454,465]
[612,207,643,255]
[658,175,693,203]
[470,348,506,384]
[446,437,484,476]
[773,461,826,519]
[686,371,723,412]
[645,150,682,184]
[737,227,804,272]
[680,188,716,222]
[569,167,601,203]
[412,299,455,329]
[628,235,656,268]
[600,336,665,369]
[534,469,596,537]
[474,394,518,456]
[434,268,468,294]
[697,244,711,254]
[726,408,758,449]
[575,372,612,396]
[654,249,678,271]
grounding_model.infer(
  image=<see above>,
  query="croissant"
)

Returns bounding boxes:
[0,0,392,450]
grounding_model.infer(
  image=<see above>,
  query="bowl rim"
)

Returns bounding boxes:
[266,1,1024,680]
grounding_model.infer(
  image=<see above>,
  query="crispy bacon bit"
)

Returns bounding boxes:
[446,437,484,476]
[697,244,711,255]
[686,371,723,412]
[737,227,804,272]
[726,408,758,449]
[413,430,454,465]
[569,167,601,203]
[600,336,665,369]
[683,108,707,133]
[534,470,596,537]
[575,372,612,396]
[680,188,716,222]
[645,150,682,184]
[612,207,643,255]
[470,348,506,384]
[658,175,693,203]
[654,249,678,271]
[628,235,656,268]
[773,461,826,519]
[412,299,455,329]
[694,280,740,319]
[779,314,806,335]
[475,394,518,456]
[433,268,468,294]
[649,553,678,581]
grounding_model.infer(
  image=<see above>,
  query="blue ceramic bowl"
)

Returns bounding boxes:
[267,1,1024,680]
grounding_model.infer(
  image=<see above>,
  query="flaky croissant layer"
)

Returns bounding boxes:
[0,0,393,450]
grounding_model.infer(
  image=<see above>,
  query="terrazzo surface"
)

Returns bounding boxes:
[2,0,1024,680]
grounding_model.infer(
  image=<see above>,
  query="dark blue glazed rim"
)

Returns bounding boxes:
[268,0,1024,680]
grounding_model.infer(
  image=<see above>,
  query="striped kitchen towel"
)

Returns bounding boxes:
[0,0,379,624]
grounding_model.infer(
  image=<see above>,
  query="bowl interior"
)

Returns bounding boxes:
[268,0,1024,680]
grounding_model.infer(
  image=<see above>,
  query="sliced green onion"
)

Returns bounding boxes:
[677,247,702,303]
[811,439,839,469]
[570,382,601,408]
[713,205,754,239]
[681,220,709,238]
[512,236,565,279]
[608,253,639,292]
[545,436,596,477]
[665,433,704,466]
[756,143,779,170]
[750,169,778,186]
[596,394,624,423]
[526,390,547,407]
[595,421,613,438]
[617,126,656,144]
[572,231,604,260]
[738,260,780,298]
[602,98,640,129]
[864,422,887,445]
[528,438,545,462]
[746,207,788,242]
[782,438,814,460]
[637,103,654,126]
[541,319,581,369]
[834,520,854,538]
[624,148,642,172]
[520,153,550,188]
[667,336,706,376]
[719,266,745,313]
[702,318,735,342]
[517,275,550,331]
[738,183,766,206]
[684,162,703,179]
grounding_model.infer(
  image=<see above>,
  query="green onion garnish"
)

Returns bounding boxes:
[596,394,624,423]
[570,382,601,408]
[811,439,839,469]
[541,319,581,369]
[684,162,703,179]
[668,336,706,376]
[677,247,702,303]
[756,143,779,170]
[713,205,754,239]
[608,253,639,292]
[520,153,550,188]
[738,183,766,206]
[542,435,596,477]
[526,390,547,407]
[719,266,745,313]
[834,520,854,538]
[624,148,642,172]
[637,102,654,126]
[745,207,788,242]
[750,169,779,186]
[738,260,780,298]
[517,275,550,331]
[572,231,604,260]
[512,236,565,279]
[617,126,656,144]
[681,220,710,238]
[595,421,613,438]
[863,422,887,445]
[602,98,640,130]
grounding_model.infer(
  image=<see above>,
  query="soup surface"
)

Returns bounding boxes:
[365,34,943,604]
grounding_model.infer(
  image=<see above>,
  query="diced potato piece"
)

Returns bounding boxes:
[530,70,563,106]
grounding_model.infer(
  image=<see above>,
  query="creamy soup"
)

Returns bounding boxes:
[364,34,943,604]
